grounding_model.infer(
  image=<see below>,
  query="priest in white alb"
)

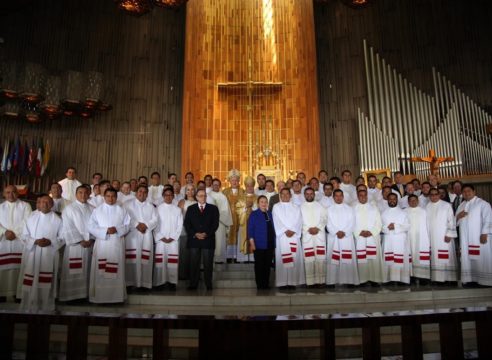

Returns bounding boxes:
[58,167,82,202]
[405,194,431,282]
[318,183,335,209]
[300,187,327,287]
[117,181,135,205]
[124,185,158,290]
[147,172,164,207]
[209,178,233,264]
[353,189,384,284]
[340,170,357,206]
[18,194,62,311]
[272,188,305,289]
[59,185,94,301]
[154,188,183,290]
[456,184,492,286]
[426,188,458,283]
[367,175,382,206]
[0,185,32,300]
[326,189,359,286]
[88,180,110,208]
[381,193,411,284]
[88,187,131,303]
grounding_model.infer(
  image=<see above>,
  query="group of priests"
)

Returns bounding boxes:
[0,166,490,311]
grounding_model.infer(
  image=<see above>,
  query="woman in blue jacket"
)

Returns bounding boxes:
[247,195,275,290]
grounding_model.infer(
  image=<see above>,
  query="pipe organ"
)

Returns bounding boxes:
[359,40,492,179]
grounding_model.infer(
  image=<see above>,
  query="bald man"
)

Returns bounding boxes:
[0,185,32,300]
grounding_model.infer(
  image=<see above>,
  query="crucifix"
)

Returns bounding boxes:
[411,149,454,176]
[217,58,282,175]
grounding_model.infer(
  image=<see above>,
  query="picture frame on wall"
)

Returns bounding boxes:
[362,168,391,188]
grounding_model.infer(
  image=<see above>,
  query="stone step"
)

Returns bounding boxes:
[2,287,491,316]
[213,263,255,272]
[118,287,492,310]
[213,271,256,280]
[213,279,257,288]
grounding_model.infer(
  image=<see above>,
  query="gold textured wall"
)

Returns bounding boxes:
[182,0,321,182]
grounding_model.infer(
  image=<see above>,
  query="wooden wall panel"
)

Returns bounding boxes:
[315,0,492,178]
[0,0,185,187]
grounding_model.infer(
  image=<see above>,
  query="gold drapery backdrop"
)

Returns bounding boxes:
[181,0,320,183]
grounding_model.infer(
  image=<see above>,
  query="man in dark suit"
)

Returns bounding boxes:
[184,188,220,290]
[391,171,406,197]
[268,180,285,212]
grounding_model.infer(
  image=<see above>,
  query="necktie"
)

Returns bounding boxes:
[453,196,461,212]
[200,205,204,213]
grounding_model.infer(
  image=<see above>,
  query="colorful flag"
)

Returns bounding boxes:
[27,141,36,174]
[0,139,9,173]
[41,140,50,176]
[6,140,15,172]
[35,139,43,177]
[12,138,20,173]
[18,141,26,175]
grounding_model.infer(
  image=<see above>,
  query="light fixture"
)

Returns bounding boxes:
[0,60,19,100]
[83,71,103,109]
[114,0,153,16]
[18,62,47,103]
[315,0,372,8]
[0,101,20,120]
[40,75,61,119]
[114,0,187,16]
[61,70,83,116]
[0,61,112,122]
[153,0,188,9]
[340,0,372,9]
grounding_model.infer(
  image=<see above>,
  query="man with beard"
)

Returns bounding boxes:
[381,193,411,284]
[456,184,492,287]
[353,189,384,285]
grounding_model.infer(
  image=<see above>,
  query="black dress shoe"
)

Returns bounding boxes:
[168,283,177,291]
